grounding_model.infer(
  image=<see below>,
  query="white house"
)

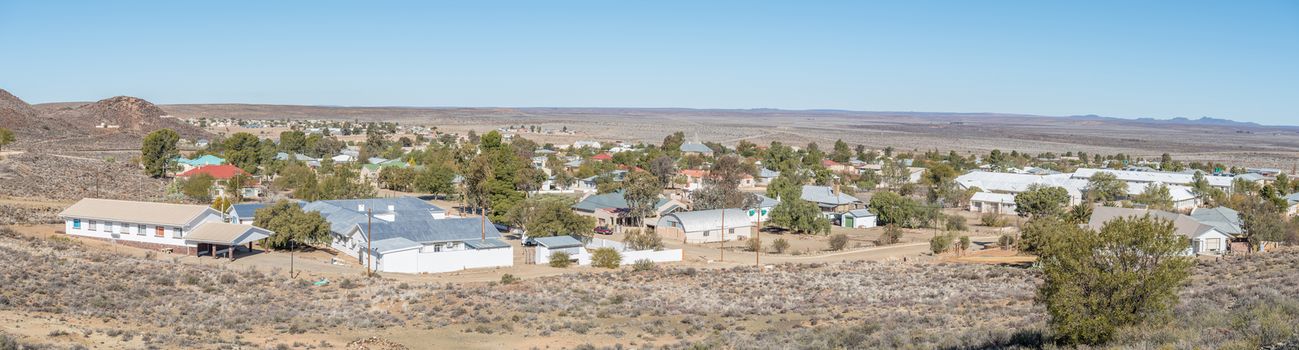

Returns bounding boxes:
[745,194,779,224]
[969,191,1017,214]
[58,198,224,254]
[1088,206,1232,255]
[655,208,752,244]
[841,208,878,228]
[307,197,504,274]
[1284,193,1299,217]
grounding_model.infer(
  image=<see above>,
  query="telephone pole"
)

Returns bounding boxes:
[366,208,373,276]
[719,209,725,262]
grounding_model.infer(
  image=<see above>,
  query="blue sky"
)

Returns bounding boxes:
[1,1,1296,124]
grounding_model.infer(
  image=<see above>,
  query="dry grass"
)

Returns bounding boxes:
[1,225,1297,348]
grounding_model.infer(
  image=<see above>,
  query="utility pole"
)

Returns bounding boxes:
[756,207,762,272]
[480,207,486,241]
[719,209,725,262]
[366,208,372,277]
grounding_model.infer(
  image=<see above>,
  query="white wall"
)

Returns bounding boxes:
[619,249,682,265]
[535,245,590,265]
[683,226,751,244]
[379,247,513,274]
[843,215,877,228]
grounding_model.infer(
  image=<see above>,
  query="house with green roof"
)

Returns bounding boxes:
[174,154,226,172]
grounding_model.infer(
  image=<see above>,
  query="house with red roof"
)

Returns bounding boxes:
[591,153,613,162]
[821,159,851,173]
[178,165,261,199]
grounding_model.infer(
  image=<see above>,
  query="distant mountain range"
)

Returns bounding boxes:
[1066,114,1287,128]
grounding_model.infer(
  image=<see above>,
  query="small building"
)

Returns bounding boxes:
[572,190,684,228]
[746,194,779,224]
[841,208,878,228]
[969,192,1017,214]
[1285,193,1299,217]
[308,197,505,274]
[177,164,261,199]
[175,155,226,172]
[58,198,227,254]
[680,142,714,156]
[757,168,780,186]
[1088,206,1232,255]
[184,222,273,260]
[655,208,752,243]
[533,235,683,266]
[1190,206,1244,237]
[534,235,589,265]
[591,153,613,162]
[800,185,863,215]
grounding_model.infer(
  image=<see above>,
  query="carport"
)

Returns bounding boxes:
[185,222,273,261]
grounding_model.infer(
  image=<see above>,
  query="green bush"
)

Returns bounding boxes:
[958,236,971,253]
[631,259,656,272]
[876,225,903,245]
[929,234,953,255]
[771,238,790,254]
[500,274,520,284]
[591,247,622,269]
[549,251,572,268]
[946,215,968,231]
[981,212,1008,227]
[998,234,1016,249]
[745,237,762,252]
[828,233,849,251]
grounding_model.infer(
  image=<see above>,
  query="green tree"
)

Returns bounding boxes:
[868,191,933,228]
[766,171,806,201]
[929,233,953,254]
[1085,172,1126,203]
[279,130,307,153]
[507,195,596,238]
[648,155,676,188]
[768,198,830,234]
[1014,184,1070,218]
[1132,183,1174,211]
[223,132,263,173]
[0,127,14,152]
[255,200,333,250]
[1036,214,1192,345]
[413,165,456,198]
[624,228,664,251]
[830,139,853,163]
[591,247,622,268]
[181,173,215,201]
[141,129,180,178]
[920,163,959,206]
[549,251,572,268]
[623,171,662,228]
[224,172,250,202]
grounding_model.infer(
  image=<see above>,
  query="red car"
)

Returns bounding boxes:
[594,226,614,235]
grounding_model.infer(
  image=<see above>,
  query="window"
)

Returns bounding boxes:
[703,230,710,236]
[137,224,146,236]
[155,226,165,237]
[729,228,736,234]
[433,244,442,252]
[173,227,183,238]
[73,219,81,229]
[89,220,98,231]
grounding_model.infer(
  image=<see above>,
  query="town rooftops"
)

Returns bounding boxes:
[661,208,751,232]
[680,142,714,154]
[800,185,861,206]
[534,235,584,249]
[754,193,780,208]
[591,153,613,161]
[184,222,273,245]
[1087,206,1218,239]
[1072,168,1235,188]
[178,164,251,180]
[59,198,219,227]
[956,171,1084,195]
[758,168,780,178]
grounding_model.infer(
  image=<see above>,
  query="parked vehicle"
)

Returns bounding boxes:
[594,226,614,235]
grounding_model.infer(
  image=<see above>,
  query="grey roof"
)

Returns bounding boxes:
[758,168,780,178]
[572,190,671,212]
[1088,206,1218,238]
[303,197,445,234]
[660,209,751,233]
[464,238,510,249]
[230,203,270,219]
[844,208,875,218]
[534,235,583,248]
[800,185,861,206]
[359,216,503,244]
[680,142,714,154]
[368,157,389,164]
[565,159,583,167]
[754,193,780,208]
[1191,206,1243,235]
[371,237,421,254]
[1287,193,1299,205]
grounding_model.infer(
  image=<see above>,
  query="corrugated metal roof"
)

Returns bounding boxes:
[464,238,510,249]
[800,185,861,206]
[1191,207,1243,235]
[970,192,1016,204]
[534,235,583,248]
[680,143,714,154]
[59,198,218,227]
[1088,206,1217,238]
[844,208,875,218]
[660,208,751,233]
[572,190,670,212]
[358,216,503,244]
[372,237,421,254]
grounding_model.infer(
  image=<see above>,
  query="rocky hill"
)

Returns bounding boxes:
[40,95,207,139]
[0,88,40,129]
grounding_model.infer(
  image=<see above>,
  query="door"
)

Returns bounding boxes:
[155,226,165,237]
[844,216,854,228]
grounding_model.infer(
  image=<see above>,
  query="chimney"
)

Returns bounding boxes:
[387,205,395,212]
[358,204,365,212]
